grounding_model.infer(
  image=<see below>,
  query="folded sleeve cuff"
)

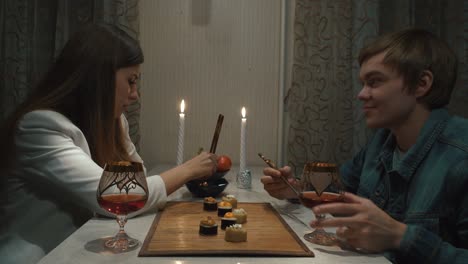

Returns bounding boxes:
[398,224,442,262]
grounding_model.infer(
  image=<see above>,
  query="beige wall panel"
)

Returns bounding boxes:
[140,0,281,170]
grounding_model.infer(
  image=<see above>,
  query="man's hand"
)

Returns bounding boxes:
[260,166,298,200]
[310,192,407,252]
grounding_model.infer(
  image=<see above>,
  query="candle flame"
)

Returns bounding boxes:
[180,100,185,113]
[241,107,246,118]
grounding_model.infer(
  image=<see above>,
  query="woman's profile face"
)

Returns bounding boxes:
[115,65,141,118]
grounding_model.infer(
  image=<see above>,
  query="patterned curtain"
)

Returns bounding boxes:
[287,0,467,176]
[0,0,142,149]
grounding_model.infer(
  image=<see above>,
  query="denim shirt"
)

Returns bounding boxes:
[340,108,468,264]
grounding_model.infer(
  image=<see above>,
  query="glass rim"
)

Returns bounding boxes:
[303,161,338,172]
[103,161,144,172]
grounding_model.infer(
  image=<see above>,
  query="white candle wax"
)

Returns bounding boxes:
[176,100,185,165]
[240,107,247,172]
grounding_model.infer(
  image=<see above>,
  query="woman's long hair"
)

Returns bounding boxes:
[1,23,144,170]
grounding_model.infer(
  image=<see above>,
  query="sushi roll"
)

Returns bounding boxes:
[224,224,247,242]
[203,196,217,211]
[217,201,232,217]
[199,216,218,236]
[232,208,247,224]
[222,194,238,208]
[221,212,237,230]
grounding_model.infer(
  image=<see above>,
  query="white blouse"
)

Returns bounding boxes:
[0,110,167,264]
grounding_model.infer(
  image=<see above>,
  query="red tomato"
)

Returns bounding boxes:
[217,155,232,172]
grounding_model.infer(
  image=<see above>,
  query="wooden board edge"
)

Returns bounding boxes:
[264,203,315,257]
[138,208,164,257]
[139,249,314,257]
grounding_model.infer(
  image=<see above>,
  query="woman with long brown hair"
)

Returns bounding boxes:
[0,23,216,264]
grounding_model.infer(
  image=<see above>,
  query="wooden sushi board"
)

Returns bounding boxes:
[139,202,314,257]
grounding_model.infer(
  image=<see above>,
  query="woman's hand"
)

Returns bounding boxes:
[310,192,407,252]
[180,151,217,181]
[160,151,216,195]
[260,166,298,200]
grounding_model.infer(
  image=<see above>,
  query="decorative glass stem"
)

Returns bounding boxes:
[303,213,337,246]
[117,215,127,232]
[104,215,139,251]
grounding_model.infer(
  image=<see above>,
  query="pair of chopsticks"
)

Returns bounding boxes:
[258,153,302,198]
[209,114,224,153]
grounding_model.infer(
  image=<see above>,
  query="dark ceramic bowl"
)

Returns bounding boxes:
[210,169,229,181]
[186,178,229,197]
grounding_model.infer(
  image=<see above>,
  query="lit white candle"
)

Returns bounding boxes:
[176,100,185,165]
[240,107,247,172]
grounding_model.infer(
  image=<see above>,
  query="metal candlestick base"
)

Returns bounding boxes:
[237,169,251,189]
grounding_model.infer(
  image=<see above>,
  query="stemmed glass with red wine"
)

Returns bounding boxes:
[299,161,344,246]
[97,161,148,252]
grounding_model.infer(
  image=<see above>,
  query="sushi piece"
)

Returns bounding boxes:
[199,216,218,236]
[217,201,232,217]
[224,224,247,242]
[221,212,237,230]
[203,196,217,211]
[232,208,247,224]
[222,194,238,208]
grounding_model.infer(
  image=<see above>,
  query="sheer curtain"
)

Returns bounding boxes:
[0,0,142,148]
[286,0,468,175]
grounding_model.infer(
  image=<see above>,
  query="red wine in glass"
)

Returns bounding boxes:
[98,193,147,215]
[299,191,343,208]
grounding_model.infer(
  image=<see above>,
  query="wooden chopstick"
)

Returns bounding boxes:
[257,153,302,198]
[209,114,224,153]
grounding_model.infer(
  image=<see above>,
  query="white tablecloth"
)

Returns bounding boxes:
[38,165,390,264]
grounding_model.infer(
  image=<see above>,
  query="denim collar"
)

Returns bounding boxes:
[378,108,450,181]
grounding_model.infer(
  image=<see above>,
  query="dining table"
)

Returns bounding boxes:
[38,165,391,264]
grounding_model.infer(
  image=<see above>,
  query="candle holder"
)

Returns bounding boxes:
[236,169,251,189]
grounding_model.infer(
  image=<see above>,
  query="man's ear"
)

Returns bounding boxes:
[415,70,433,98]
